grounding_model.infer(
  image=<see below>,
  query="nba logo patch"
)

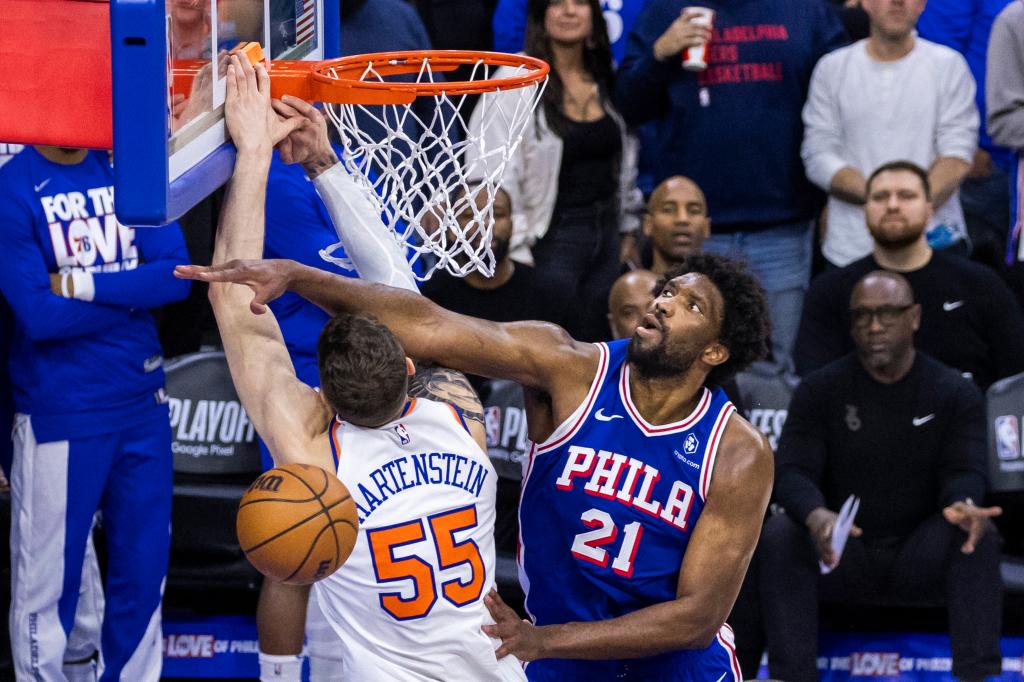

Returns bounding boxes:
[394,423,411,445]
[683,433,699,455]
[485,406,501,447]
[995,415,1021,461]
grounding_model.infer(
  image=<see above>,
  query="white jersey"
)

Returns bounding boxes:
[314,398,525,682]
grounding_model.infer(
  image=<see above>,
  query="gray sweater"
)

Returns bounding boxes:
[987,0,1024,149]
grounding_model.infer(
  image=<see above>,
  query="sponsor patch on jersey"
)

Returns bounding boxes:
[683,433,700,454]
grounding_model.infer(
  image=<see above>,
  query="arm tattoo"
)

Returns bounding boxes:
[408,363,484,425]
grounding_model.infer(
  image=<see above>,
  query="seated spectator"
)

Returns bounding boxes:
[761,270,1003,682]
[802,0,978,266]
[606,269,658,340]
[641,175,710,276]
[795,161,1024,390]
[421,186,570,329]
[469,0,642,342]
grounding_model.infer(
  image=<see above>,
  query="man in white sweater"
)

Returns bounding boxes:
[801,0,978,267]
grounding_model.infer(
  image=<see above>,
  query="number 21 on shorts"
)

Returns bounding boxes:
[367,504,485,620]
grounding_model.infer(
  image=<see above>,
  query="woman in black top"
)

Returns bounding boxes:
[478,0,640,341]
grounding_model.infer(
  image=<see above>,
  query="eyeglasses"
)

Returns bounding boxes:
[850,304,914,328]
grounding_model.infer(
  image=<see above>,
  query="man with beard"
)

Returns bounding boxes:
[761,270,1004,682]
[420,185,571,330]
[177,242,774,679]
[794,160,1024,390]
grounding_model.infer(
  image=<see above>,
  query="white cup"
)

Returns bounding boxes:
[682,7,715,72]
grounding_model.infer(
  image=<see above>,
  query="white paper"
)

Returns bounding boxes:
[819,495,860,574]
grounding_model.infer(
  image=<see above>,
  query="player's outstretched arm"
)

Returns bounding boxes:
[208,53,326,465]
[178,258,599,399]
[484,417,773,661]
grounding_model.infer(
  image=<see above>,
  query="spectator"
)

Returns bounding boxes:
[340,0,441,173]
[640,175,709,275]
[606,269,658,340]
[0,145,190,680]
[616,0,846,370]
[761,270,1003,682]
[421,186,570,328]
[918,0,1014,268]
[795,161,1024,390]
[802,0,978,266]
[469,0,642,342]
[987,0,1024,267]
[494,0,649,64]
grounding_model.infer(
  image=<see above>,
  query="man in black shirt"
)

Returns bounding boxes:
[421,186,569,328]
[761,270,1003,682]
[794,160,1024,390]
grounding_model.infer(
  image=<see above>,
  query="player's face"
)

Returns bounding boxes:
[628,273,724,377]
[849,278,919,372]
[864,170,932,249]
[643,179,710,261]
[545,0,593,46]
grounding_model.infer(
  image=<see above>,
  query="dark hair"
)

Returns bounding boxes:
[866,160,932,200]
[659,254,771,385]
[317,314,409,426]
[524,0,615,138]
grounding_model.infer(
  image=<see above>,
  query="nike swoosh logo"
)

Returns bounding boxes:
[942,300,964,311]
[594,408,623,422]
[714,674,728,682]
[34,179,50,192]
[912,414,935,426]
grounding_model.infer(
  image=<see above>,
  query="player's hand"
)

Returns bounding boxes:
[482,590,545,661]
[653,9,712,62]
[272,96,340,178]
[806,507,861,569]
[224,53,302,155]
[943,499,1002,554]
[174,258,295,314]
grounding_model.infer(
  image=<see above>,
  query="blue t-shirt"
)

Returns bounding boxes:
[0,148,190,441]
[918,0,1014,170]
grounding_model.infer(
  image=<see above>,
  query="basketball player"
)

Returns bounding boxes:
[178,69,775,679]
[203,54,525,681]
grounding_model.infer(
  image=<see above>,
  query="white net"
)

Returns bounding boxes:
[322,54,547,280]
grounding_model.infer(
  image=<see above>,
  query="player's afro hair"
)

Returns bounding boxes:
[659,254,771,385]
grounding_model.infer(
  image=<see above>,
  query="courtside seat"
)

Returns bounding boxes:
[986,371,1024,594]
[166,352,263,592]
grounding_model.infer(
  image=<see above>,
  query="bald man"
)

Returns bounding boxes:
[642,176,710,276]
[760,270,1004,682]
[606,269,659,340]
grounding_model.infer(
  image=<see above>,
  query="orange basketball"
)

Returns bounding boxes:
[236,463,359,585]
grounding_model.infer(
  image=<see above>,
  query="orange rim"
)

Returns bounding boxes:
[311,50,549,104]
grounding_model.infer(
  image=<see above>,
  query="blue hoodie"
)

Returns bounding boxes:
[616,0,846,230]
[0,148,190,442]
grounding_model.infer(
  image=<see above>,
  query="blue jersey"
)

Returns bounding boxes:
[519,339,741,681]
[0,148,190,442]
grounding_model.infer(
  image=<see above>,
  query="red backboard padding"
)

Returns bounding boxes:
[0,0,113,149]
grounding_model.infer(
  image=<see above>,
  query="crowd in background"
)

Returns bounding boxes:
[1,0,1024,679]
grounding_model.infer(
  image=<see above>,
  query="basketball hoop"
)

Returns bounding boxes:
[218,46,549,280]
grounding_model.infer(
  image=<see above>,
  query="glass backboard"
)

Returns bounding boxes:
[112,0,339,226]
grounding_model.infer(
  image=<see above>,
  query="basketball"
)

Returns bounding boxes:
[236,463,359,585]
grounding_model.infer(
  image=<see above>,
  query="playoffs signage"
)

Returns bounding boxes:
[165,352,260,475]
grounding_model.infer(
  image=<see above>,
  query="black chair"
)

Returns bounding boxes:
[986,371,1024,593]
[166,352,263,593]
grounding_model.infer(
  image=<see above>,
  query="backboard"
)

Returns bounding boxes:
[111,0,340,226]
